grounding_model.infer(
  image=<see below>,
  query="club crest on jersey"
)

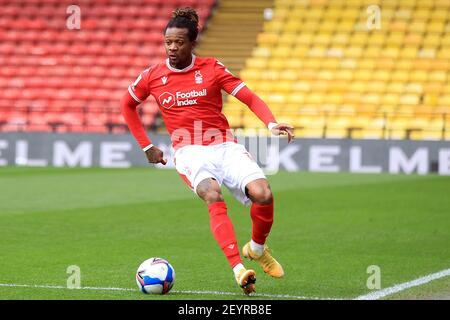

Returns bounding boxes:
[161,76,168,85]
[194,70,203,84]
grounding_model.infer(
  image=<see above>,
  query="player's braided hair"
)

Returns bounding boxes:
[164,7,199,42]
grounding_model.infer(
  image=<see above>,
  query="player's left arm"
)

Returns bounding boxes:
[214,60,294,143]
[234,87,295,143]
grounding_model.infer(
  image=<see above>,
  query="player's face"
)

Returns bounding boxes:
[164,28,195,69]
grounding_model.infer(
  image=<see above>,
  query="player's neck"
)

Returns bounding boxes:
[170,55,193,70]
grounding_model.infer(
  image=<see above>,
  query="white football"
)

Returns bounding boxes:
[135,257,175,294]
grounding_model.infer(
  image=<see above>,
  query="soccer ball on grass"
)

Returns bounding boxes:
[135,257,175,294]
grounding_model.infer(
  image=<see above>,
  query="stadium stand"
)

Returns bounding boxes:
[1,0,449,141]
[0,0,215,133]
[223,0,450,140]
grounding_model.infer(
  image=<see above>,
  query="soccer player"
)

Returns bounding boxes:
[121,7,294,295]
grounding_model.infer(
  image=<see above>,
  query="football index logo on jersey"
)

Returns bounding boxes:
[158,89,207,109]
[158,92,176,109]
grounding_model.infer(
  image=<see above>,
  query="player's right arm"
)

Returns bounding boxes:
[121,70,167,165]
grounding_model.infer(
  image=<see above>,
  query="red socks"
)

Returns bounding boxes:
[250,201,274,245]
[207,202,241,268]
[207,200,274,268]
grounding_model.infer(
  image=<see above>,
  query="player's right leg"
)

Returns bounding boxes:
[196,178,256,295]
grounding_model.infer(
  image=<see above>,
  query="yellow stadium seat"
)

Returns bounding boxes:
[404,83,423,94]
[287,92,305,104]
[400,47,418,59]
[279,70,297,81]
[278,33,297,46]
[257,81,275,93]
[427,22,445,33]
[400,94,420,105]
[366,81,386,93]
[345,46,363,58]
[382,94,400,105]
[311,80,329,92]
[308,46,326,58]
[257,33,279,46]
[292,81,311,92]
[263,21,284,33]
[304,93,324,104]
[348,81,367,93]
[287,20,313,32]
[409,71,428,82]
[361,128,385,139]
[321,58,340,69]
[443,84,450,94]
[260,70,280,81]
[252,47,271,58]
[323,93,344,104]
[408,21,427,33]
[397,105,415,115]
[344,93,362,104]
[429,71,447,82]
[414,9,431,21]
[331,33,349,46]
[285,59,303,69]
[441,36,450,47]
[246,58,268,69]
[334,70,353,81]
[395,59,413,70]
[438,95,450,106]
[371,70,390,81]
[390,71,409,82]
[385,82,404,94]
[267,58,286,69]
[272,46,291,58]
[404,33,422,46]
[314,34,332,46]
[365,94,382,105]
[325,128,348,139]
[318,20,336,33]
[419,130,444,141]
[267,93,287,104]
[381,47,400,59]
[386,33,405,46]
[314,70,332,81]
[358,59,376,69]
[435,0,450,8]
[239,69,261,81]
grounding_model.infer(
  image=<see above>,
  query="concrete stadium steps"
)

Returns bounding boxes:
[196,0,274,74]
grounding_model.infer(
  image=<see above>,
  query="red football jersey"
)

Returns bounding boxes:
[127,55,245,150]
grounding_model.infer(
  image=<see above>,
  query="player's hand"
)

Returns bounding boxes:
[271,123,295,143]
[145,146,167,165]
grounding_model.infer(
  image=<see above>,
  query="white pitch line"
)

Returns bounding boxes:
[0,283,339,300]
[355,268,450,300]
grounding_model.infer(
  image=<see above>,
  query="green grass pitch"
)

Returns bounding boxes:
[0,167,449,300]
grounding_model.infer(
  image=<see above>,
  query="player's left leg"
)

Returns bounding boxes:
[219,142,284,278]
[243,179,284,278]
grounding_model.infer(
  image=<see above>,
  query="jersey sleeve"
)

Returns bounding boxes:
[213,60,246,96]
[127,68,151,103]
